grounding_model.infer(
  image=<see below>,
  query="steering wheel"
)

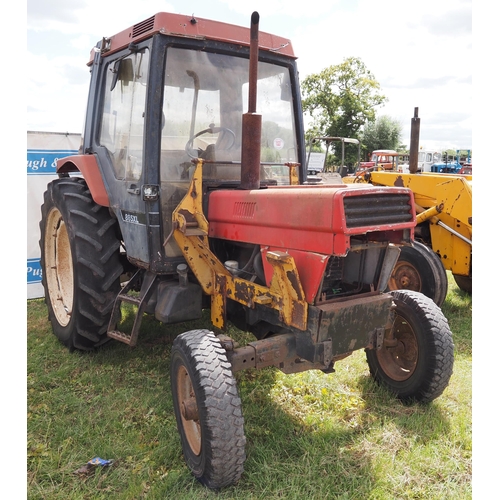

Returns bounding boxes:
[185,124,236,159]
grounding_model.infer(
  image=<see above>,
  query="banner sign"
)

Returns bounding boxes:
[27,258,43,285]
[27,132,81,299]
[27,150,77,175]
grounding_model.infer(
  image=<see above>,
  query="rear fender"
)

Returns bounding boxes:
[56,154,110,207]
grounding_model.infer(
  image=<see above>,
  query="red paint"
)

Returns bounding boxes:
[208,185,415,257]
[100,12,295,60]
[57,155,110,207]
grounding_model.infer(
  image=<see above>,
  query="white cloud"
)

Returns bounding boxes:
[27,0,177,38]
[288,0,472,150]
[219,0,341,20]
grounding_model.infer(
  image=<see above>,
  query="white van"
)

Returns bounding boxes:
[398,150,441,173]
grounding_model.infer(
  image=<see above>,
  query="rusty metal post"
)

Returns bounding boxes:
[247,12,259,115]
[409,107,420,174]
[240,12,262,190]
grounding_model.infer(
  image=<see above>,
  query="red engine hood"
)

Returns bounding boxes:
[207,184,415,257]
[359,161,375,169]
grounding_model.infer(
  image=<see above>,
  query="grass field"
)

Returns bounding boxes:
[27,275,471,499]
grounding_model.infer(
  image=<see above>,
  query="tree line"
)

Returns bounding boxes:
[300,57,407,167]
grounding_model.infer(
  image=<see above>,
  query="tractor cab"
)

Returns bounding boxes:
[358,150,399,172]
[75,13,305,272]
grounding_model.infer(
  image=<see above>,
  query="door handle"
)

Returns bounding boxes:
[127,184,141,195]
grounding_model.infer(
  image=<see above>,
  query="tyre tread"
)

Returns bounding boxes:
[39,177,123,350]
[172,329,246,489]
[367,290,454,403]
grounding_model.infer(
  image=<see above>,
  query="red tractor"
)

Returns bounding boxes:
[358,150,399,172]
[39,12,454,489]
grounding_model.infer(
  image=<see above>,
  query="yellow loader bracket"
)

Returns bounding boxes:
[172,159,308,331]
[415,203,443,224]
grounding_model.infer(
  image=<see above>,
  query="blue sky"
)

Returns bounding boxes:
[26,0,472,152]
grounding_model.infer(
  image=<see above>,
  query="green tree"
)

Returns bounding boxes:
[301,57,387,140]
[360,115,402,156]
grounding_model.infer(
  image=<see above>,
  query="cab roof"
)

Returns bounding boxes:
[92,12,295,62]
[372,150,398,155]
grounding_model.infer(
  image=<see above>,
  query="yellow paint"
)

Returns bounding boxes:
[354,171,472,277]
[172,159,308,331]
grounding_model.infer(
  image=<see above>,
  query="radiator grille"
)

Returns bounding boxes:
[343,193,412,228]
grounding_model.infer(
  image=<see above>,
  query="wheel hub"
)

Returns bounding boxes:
[378,318,418,381]
[176,365,202,455]
[44,207,74,326]
[181,397,199,421]
[389,262,421,292]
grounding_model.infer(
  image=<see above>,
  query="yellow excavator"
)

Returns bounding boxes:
[344,108,472,306]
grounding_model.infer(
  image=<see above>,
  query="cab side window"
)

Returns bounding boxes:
[99,50,150,181]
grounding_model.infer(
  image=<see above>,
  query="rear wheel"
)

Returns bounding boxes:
[39,177,123,350]
[170,330,246,489]
[453,273,472,294]
[388,241,448,307]
[366,290,454,403]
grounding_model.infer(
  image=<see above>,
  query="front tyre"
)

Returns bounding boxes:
[39,178,123,351]
[366,290,454,403]
[170,330,246,489]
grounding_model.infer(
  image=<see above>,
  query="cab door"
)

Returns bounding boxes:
[93,46,151,265]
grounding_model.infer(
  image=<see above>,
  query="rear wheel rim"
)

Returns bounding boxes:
[176,364,202,455]
[44,207,73,327]
[377,316,418,381]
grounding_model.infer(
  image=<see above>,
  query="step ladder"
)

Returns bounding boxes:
[107,268,158,346]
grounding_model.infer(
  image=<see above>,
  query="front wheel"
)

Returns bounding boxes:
[170,330,246,489]
[366,290,454,403]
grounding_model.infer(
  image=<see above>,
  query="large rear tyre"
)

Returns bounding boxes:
[39,177,123,351]
[453,273,472,295]
[366,290,454,403]
[170,330,246,489]
[388,241,448,307]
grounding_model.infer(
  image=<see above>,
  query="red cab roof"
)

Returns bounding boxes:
[93,12,295,61]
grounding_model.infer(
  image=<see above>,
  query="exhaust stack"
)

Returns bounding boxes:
[240,11,262,190]
[409,107,420,174]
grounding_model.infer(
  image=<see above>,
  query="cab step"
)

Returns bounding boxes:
[107,268,158,346]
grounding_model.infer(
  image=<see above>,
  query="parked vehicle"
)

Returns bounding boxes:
[430,154,460,173]
[39,11,454,489]
[431,150,471,174]
[418,150,442,172]
[346,169,472,302]
[358,149,399,171]
[396,149,442,173]
[458,163,472,175]
[306,136,360,178]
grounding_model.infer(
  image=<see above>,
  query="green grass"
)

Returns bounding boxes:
[27,275,471,499]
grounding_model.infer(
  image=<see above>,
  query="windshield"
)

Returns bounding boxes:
[160,47,297,183]
[160,47,298,256]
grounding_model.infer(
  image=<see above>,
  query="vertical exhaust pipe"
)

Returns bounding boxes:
[240,11,262,190]
[409,107,420,174]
